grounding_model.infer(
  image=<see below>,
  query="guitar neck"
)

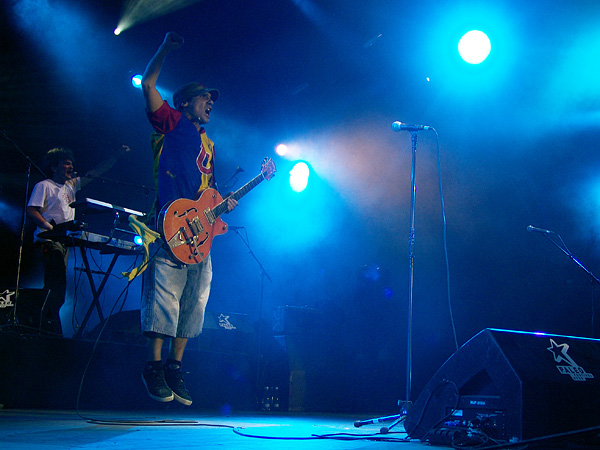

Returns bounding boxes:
[213,173,265,218]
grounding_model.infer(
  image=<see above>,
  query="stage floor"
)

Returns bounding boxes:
[1,409,427,450]
[3,332,600,449]
[3,408,600,450]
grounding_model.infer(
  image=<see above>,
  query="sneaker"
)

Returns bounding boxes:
[165,369,193,406]
[142,366,174,403]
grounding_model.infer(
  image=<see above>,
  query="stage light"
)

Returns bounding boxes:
[131,75,142,88]
[275,144,288,156]
[133,235,143,246]
[113,27,122,36]
[289,162,310,193]
[458,30,491,64]
[115,0,202,34]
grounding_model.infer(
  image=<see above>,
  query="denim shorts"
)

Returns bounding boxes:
[141,244,212,338]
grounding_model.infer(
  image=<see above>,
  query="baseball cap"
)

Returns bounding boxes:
[172,82,219,109]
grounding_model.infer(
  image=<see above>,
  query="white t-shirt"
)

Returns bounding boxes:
[28,178,81,241]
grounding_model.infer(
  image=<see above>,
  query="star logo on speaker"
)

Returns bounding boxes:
[0,289,16,309]
[218,314,237,330]
[547,338,594,381]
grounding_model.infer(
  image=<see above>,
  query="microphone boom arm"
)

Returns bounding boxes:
[536,230,600,285]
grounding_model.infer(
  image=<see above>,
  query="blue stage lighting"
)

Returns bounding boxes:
[131,74,143,88]
[289,162,310,193]
[133,235,143,246]
[458,30,491,64]
[275,144,288,156]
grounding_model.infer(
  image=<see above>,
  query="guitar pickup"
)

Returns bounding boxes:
[187,217,204,235]
[204,208,216,225]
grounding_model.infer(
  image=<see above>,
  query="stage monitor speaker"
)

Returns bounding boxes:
[404,328,600,444]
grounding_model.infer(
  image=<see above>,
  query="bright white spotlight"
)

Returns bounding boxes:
[458,30,491,64]
[275,144,288,156]
[289,162,310,193]
[114,27,122,36]
[131,74,143,88]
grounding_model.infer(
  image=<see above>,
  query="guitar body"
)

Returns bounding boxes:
[159,189,229,264]
[159,157,276,265]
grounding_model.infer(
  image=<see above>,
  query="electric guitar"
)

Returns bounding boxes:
[159,157,276,264]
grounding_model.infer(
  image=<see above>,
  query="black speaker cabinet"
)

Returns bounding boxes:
[405,328,600,443]
[0,288,50,331]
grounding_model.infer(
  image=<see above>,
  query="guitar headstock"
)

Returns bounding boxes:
[261,157,276,181]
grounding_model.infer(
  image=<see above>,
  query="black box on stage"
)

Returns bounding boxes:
[405,328,600,443]
[0,288,50,331]
[203,310,253,333]
[273,305,323,335]
[197,311,255,355]
[86,310,256,352]
[0,288,17,325]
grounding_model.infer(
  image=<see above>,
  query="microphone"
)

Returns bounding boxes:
[228,225,245,231]
[354,414,403,428]
[354,418,379,428]
[392,121,432,132]
[527,225,553,234]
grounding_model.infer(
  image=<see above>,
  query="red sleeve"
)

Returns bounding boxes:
[146,101,182,134]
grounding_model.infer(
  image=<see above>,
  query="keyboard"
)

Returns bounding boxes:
[39,229,143,254]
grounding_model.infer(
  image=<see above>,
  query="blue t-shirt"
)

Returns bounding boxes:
[147,101,215,210]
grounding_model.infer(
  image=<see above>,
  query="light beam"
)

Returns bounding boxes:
[115,0,203,34]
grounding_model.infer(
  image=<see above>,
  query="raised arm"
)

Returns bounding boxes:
[80,145,131,189]
[142,32,185,113]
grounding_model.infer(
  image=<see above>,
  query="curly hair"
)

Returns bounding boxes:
[42,147,75,177]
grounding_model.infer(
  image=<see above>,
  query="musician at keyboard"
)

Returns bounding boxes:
[26,145,130,336]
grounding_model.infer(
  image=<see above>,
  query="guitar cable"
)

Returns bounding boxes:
[433,129,459,352]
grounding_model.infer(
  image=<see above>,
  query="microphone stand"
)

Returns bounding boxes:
[231,227,272,401]
[405,131,418,408]
[221,166,244,192]
[0,129,47,330]
[354,130,420,433]
[536,230,600,336]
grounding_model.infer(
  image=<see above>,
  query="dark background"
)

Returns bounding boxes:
[2,0,600,411]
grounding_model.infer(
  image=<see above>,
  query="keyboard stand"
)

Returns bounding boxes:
[73,247,117,339]
[37,204,144,339]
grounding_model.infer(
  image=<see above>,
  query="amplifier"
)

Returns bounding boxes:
[197,311,254,355]
[0,288,51,332]
[273,305,323,334]
[203,311,252,333]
